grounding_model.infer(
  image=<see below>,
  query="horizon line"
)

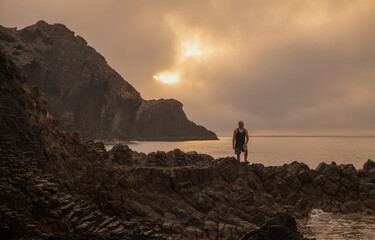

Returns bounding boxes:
[219,135,375,138]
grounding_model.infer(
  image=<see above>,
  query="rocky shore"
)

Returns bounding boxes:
[1,52,374,239]
[85,145,374,239]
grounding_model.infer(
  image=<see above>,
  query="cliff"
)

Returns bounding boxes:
[0,20,217,141]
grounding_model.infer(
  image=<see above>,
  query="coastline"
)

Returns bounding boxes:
[1,52,374,239]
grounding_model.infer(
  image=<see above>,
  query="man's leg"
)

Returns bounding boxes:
[244,149,248,161]
[237,153,241,161]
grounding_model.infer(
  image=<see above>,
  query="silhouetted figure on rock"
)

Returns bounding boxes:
[232,121,249,164]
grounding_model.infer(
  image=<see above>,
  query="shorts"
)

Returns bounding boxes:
[235,145,247,155]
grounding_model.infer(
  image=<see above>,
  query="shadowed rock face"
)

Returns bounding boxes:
[0,52,165,239]
[0,20,217,141]
[1,53,375,239]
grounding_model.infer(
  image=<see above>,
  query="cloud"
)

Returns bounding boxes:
[1,0,375,135]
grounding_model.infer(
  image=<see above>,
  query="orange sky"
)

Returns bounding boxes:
[1,0,375,136]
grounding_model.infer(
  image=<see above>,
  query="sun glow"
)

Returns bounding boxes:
[153,72,180,84]
[152,19,219,85]
[153,40,207,84]
[184,42,202,57]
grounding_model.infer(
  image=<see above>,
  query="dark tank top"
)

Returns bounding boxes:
[235,128,246,148]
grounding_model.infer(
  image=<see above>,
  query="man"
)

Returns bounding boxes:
[232,121,249,163]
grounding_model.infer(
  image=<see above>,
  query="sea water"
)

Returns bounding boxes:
[298,209,375,239]
[105,136,375,239]
[105,136,375,169]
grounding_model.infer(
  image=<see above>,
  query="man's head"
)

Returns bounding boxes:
[238,121,244,129]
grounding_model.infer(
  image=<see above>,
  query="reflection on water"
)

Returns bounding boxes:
[104,136,375,169]
[298,209,375,240]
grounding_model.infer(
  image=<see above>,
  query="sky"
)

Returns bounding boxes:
[1,0,375,136]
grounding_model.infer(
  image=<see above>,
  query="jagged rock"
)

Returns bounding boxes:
[297,169,314,184]
[321,162,341,182]
[364,159,375,171]
[108,144,133,165]
[80,146,375,239]
[0,21,217,141]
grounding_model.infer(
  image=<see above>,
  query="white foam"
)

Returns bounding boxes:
[298,209,375,239]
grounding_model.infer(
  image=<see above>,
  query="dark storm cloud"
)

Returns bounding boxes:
[1,0,374,135]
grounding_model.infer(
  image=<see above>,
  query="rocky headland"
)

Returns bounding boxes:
[1,52,375,239]
[0,20,217,141]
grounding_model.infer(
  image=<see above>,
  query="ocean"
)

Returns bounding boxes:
[105,136,375,239]
[105,136,375,169]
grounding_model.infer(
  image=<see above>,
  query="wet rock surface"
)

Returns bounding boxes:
[0,20,217,141]
[1,52,375,239]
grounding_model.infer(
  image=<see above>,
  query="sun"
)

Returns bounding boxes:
[153,72,179,84]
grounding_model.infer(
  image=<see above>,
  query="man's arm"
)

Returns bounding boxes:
[245,129,249,145]
[232,129,237,150]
